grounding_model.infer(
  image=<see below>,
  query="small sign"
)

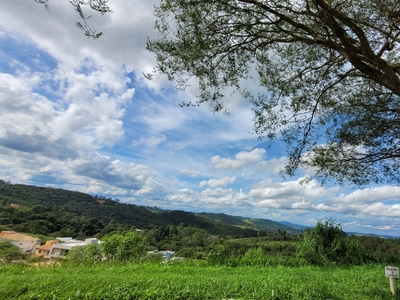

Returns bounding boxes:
[385,266,399,278]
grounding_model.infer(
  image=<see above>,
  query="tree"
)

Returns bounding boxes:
[146,0,400,185]
[297,220,365,265]
[117,231,148,262]
[34,0,111,39]
[67,244,102,264]
[101,231,149,262]
[101,233,123,261]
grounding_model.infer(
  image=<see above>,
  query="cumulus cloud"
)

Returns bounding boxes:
[133,134,167,150]
[179,169,201,178]
[250,177,333,202]
[70,154,156,190]
[200,188,248,206]
[255,156,288,174]
[211,148,266,170]
[328,186,400,206]
[167,188,199,205]
[199,176,236,188]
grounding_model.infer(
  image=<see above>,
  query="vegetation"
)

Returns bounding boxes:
[1,181,400,264]
[297,220,365,266]
[0,263,398,300]
[0,181,298,239]
[0,240,28,262]
[146,0,400,185]
[0,182,400,299]
[33,0,111,39]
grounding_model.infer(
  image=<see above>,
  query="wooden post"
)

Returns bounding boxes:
[389,277,396,295]
[385,266,398,296]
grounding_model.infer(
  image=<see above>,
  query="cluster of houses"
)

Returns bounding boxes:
[0,231,181,262]
[0,231,100,259]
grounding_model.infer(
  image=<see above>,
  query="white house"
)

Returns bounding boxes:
[47,237,100,258]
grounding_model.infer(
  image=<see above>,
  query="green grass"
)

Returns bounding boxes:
[0,262,398,299]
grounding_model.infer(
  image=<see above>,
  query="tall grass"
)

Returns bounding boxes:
[0,261,398,299]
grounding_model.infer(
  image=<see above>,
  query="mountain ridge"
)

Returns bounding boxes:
[0,182,300,238]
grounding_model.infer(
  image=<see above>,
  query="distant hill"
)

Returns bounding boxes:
[279,221,309,232]
[0,182,299,238]
[197,213,301,235]
[347,232,400,239]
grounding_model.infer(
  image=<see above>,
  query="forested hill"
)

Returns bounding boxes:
[0,181,299,238]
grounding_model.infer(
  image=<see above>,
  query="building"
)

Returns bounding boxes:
[35,240,59,257]
[0,231,41,254]
[47,237,100,258]
[147,250,182,261]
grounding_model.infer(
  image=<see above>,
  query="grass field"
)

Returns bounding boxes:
[0,262,398,299]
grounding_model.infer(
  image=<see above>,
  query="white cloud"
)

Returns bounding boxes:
[255,156,288,174]
[69,153,157,190]
[211,148,266,170]
[199,176,236,188]
[201,188,248,205]
[167,188,198,204]
[250,177,333,202]
[179,169,201,178]
[133,134,167,150]
[328,186,400,206]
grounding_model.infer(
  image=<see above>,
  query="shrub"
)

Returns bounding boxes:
[0,240,28,262]
[297,220,365,266]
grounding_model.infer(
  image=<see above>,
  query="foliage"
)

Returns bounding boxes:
[297,220,366,265]
[0,240,28,262]
[67,231,149,264]
[101,231,148,262]
[0,263,396,299]
[67,244,102,264]
[147,0,400,185]
[241,247,266,266]
[357,235,400,264]
[203,244,229,265]
[34,0,111,39]
[0,182,272,239]
[2,182,400,264]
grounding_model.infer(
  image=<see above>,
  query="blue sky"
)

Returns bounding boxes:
[0,1,400,236]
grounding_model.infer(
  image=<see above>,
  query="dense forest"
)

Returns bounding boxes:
[0,180,299,238]
[0,180,399,263]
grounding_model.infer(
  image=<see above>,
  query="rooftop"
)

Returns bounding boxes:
[0,231,39,242]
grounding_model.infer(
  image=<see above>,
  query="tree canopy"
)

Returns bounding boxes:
[146,0,400,185]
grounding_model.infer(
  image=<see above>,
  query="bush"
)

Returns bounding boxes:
[297,220,365,266]
[241,247,265,266]
[0,240,28,262]
[67,244,102,264]
[102,231,149,262]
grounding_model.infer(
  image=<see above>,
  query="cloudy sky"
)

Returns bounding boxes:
[0,1,399,236]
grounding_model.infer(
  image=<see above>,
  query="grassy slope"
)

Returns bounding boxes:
[0,263,397,300]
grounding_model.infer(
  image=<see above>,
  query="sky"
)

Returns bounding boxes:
[0,1,399,236]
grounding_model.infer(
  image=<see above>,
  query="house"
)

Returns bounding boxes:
[147,250,182,261]
[0,231,41,254]
[35,240,59,257]
[47,237,100,258]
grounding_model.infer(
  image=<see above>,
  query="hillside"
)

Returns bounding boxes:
[0,182,298,238]
[197,213,300,235]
